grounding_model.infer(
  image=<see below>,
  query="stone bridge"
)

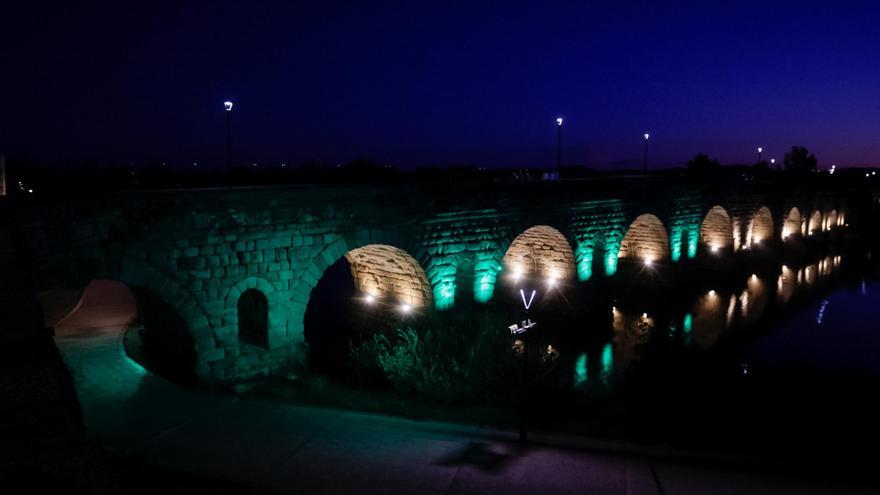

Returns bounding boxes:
[9,177,853,382]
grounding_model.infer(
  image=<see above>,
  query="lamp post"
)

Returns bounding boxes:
[643,133,650,174]
[556,117,563,172]
[224,100,234,171]
[515,286,536,442]
[758,146,763,164]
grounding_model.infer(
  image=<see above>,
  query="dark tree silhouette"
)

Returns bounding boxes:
[686,153,720,174]
[783,146,817,174]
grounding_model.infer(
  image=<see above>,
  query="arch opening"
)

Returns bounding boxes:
[782,207,801,240]
[808,211,823,235]
[503,225,576,285]
[747,206,773,247]
[825,210,838,231]
[699,206,733,253]
[618,214,669,263]
[303,243,432,378]
[238,289,269,348]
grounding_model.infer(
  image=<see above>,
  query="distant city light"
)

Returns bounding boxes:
[224,101,234,111]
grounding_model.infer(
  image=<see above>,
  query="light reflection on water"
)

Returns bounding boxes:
[574,252,851,387]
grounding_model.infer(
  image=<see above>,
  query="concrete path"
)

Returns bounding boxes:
[53,281,869,495]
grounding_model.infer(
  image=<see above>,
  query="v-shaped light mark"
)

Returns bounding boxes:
[520,288,536,310]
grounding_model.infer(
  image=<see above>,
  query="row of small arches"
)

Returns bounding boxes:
[233,205,844,347]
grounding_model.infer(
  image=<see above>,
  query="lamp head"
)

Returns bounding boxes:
[224,101,234,112]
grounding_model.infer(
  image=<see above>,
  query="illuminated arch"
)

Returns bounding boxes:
[782,207,801,240]
[618,214,669,262]
[825,210,838,231]
[808,210,822,235]
[503,225,576,282]
[699,206,733,252]
[345,244,433,309]
[748,206,773,246]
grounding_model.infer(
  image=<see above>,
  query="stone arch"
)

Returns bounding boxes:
[825,210,838,231]
[223,276,282,348]
[502,225,577,282]
[345,244,433,308]
[808,210,823,235]
[699,206,733,253]
[115,258,214,378]
[782,207,801,240]
[289,230,433,342]
[748,206,773,246]
[618,214,670,261]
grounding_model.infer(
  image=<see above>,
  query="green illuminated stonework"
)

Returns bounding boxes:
[16,179,850,383]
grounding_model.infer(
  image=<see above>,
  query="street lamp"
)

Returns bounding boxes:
[643,133,650,174]
[757,146,763,163]
[556,117,563,171]
[224,100,234,171]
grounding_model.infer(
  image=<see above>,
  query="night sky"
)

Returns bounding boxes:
[3,2,879,170]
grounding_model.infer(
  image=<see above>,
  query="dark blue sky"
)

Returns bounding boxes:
[2,2,879,169]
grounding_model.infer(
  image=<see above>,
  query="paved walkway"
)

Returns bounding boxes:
[53,281,869,494]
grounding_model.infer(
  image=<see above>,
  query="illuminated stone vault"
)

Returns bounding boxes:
[699,206,733,252]
[618,214,670,262]
[503,225,577,282]
[345,244,432,308]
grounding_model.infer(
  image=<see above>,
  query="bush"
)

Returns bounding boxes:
[352,308,520,406]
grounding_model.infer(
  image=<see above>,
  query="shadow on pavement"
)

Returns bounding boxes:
[433,441,527,473]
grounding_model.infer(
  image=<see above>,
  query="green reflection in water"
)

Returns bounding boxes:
[683,313,693,333]
[600,343,614,385]
[574,352,588,387]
